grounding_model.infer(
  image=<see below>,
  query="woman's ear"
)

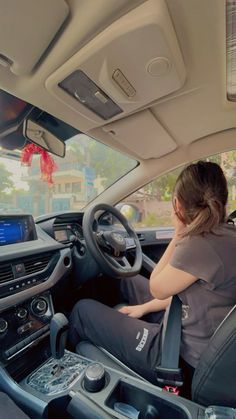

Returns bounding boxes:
[175,197,182,213]
[175,197,185,220]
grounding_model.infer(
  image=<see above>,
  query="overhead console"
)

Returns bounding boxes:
[46,0,186,130]
[102,109,177,159]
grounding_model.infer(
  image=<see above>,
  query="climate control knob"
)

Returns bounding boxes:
[0,318,8,334]
[17,307,28,320]
[31,298,48,316]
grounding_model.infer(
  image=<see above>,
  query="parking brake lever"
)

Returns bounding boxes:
[50,313,69,360]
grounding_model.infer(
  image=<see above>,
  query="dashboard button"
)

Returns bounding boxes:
[13,263,25,278]
[17,307,28,320]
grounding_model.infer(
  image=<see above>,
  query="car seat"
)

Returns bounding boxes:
[0,392,30,419]
[76,304,236,406]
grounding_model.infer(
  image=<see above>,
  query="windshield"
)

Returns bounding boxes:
[0,134,137,217]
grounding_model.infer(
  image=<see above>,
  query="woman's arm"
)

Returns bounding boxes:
[152,235,179,277]
[150,264,197,300]
[152,208,187,275]
[118,297,172,318]
[149,211,197,299]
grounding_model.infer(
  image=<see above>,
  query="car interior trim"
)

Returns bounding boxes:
[0,248,71,312]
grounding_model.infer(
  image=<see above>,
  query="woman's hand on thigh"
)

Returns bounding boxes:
[118,304,145,318]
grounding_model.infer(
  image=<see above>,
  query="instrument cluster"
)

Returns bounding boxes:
[54,223,84,243]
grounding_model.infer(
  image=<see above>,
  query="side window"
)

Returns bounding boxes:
[119,150,236,228]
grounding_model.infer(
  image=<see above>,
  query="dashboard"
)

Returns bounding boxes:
[0,211,100,366]
[54,223,84,243]
[0,210,169,370]
[0,208,157,314]
[0,213,73,366]
[0,210,104,366]
[0,209,169,308]
[0,215,72,311]
[36,211,102,284]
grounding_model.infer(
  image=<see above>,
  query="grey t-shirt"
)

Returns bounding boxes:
[169,223,236,368]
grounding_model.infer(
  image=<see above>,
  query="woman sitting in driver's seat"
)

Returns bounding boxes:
[68,161,236,383]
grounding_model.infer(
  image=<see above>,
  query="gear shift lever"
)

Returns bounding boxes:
[27,313,84,395]
[50,313,69,359]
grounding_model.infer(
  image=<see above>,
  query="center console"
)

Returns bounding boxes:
[0,304,206,419]
[14,312,205,419]
[0,300,206,419]
[19,349,204,419]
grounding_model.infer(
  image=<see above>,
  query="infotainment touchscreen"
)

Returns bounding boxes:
[0,215,37,246]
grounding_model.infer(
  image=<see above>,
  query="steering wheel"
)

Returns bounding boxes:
[82,203,143,278]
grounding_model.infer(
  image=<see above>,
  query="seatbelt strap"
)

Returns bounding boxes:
[155,295,183,387]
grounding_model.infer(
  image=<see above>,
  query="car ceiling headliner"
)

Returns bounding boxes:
[0,0,235,202]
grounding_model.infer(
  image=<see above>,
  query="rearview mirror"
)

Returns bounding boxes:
[23,119,65,157]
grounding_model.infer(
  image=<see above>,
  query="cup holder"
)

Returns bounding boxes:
[106,381,189,419]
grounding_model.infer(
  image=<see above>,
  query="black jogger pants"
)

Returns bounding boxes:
[69,275,164,383]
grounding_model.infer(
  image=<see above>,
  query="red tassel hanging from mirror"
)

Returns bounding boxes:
[21,143,57,184]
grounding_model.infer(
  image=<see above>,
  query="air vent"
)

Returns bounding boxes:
[24,253,54,276]
[0,263,14,284]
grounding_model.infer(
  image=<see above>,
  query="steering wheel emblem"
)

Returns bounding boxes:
[112,233,125,244]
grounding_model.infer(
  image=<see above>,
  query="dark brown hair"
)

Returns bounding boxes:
[174,161,228,235]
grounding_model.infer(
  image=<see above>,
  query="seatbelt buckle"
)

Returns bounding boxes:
[155,366,183,387]
[163,386,180,395]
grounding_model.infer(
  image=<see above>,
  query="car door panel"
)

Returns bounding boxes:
[136,227,174,263]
